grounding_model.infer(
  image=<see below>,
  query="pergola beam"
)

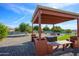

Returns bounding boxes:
[41,9,77,19]
[32,12,39,24]
[38,11,42,40]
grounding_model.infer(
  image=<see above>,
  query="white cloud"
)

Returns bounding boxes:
[4,4,34,14]
[38,3,75,9]
[40,20,77,30]
[1,0,79,3]
[3,4,35,25]
[61,24,77,30]
[13,15,26,24]
[55,20,77,30]
[17,6,34,14]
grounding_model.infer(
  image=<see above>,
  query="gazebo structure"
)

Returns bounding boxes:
[32,5,79,55]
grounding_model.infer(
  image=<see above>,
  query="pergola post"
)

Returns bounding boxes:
[77,17,79,37]
[53,24,54,29]
[38,11,41,40]
[77,17,79,47]
[53,24,54,27]
[32,22,33,35]
[53,24,54,32]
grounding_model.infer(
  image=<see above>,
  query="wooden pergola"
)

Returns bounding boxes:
[32,5,79,39]
[32,5,79,55]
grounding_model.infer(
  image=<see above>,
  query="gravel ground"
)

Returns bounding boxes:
[0,34,79,56]
[0,34,31,47]
[0,34,36,56]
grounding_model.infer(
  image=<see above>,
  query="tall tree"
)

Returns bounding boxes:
[19,22,29,32]
[19,22,32,33]
[15,27,19,32]
[33,25,39,31]
[51,26,63,32]
[26,26,32,33]
[65,29,72,33]
[43,25,50,31]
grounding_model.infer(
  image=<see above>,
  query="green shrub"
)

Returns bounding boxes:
[33,26,39,31]
[26,26,32,33]
[0,23,9,40]
[51,26,63,33]
[19,23,28,32]
[15,27,19,32]
[43,26,50,31]
[65,29,72,33]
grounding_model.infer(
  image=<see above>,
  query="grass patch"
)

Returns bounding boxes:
[57,34,71,41]
[0,38,6,42]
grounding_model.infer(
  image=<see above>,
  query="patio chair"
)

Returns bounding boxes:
[31,34,38,42]
[73,37,79,48]
[77,37,79,47]
[65,39,70,48]
[70,36,78,48]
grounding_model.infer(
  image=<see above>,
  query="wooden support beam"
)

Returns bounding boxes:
[53,24,54,33]
[32,22,33,35]
[38,11,41,40]
[53,24,54,28]
[77,17,79,37]
[42,10,76,19]
[77,17,79,48]
[33,12,39,23]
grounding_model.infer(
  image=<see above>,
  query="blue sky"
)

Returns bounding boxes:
[0,3,79,30]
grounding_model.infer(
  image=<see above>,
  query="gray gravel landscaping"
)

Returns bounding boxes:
[0,35,79,56]
[0,35,36,56]
[0,41,36,56]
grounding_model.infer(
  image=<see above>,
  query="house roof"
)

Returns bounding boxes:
[32,5,79,24]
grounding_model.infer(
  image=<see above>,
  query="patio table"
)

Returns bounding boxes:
[46,36,57,42]
[47,40,72,51]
